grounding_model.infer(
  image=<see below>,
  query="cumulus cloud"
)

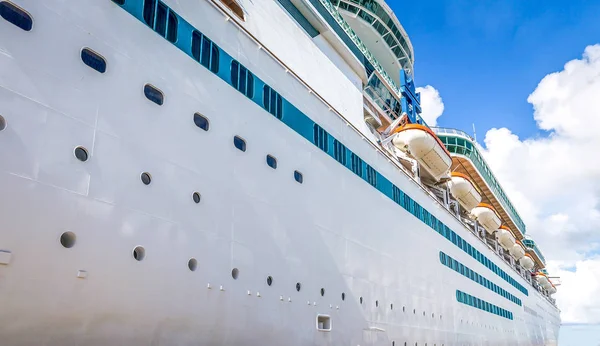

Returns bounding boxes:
[417,85,444,126]
[479,44,600,323]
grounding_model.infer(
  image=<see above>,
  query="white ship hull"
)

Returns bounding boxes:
[0,0,560,345]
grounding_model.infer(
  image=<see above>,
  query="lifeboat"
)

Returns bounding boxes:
[519,254,535,270]
[392,124,452,181]
[509,242,526,260]
[448,172,482,211]
[548,286,557,295]
[497,226,516,250]
[535,273,550,288]
[471,203,502,234]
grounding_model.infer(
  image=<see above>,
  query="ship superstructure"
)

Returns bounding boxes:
[0,0,559,345]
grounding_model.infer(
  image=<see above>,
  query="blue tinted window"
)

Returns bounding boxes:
[333,139,347,165]
[313,125,329,152]
[193,113,209,131]
[192,31,219,73]
[143,0,178,43]
[0,1,32,31]
[263,85,283,120]
[231,60,254,98]
[233,136,246,152]
[81,48,106,73]
[366,164,377,187]
[144,84,164,105]
[266,155,277,169]
[351,153,363,177]
[294,170,303,184]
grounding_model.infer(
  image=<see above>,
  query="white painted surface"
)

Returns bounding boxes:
[0,1,559,345]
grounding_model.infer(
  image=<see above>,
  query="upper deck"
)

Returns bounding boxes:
[332,0,414,81]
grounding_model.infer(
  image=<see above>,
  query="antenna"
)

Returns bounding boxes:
[472,123,477,142]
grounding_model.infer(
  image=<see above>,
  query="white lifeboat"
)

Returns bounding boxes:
[535,273,550,287]
[392,124,452,181]
[519,254,535,270]
[471,203,502,234]
[548,286,557,295]
[497,226,516,250]
[448,172,482,211]
[509,242,526,260]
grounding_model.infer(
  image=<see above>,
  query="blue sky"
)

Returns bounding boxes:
[389,0,600,140]
[386,1,600,343]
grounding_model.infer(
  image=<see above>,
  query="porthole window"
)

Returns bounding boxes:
[141,172,152,185]
[359,296,363,304]
[81,48,107,73]
[296,282,301,292]
[0,115,5,131]
[233,136,246,152]
[188,258,198,271]
[192,192,201,204]
[60,231,76,248]
[231,268,239,279]
[266,155,277,169]
[0,1,33,31]
[294,170,303,184]
[144,84,164,106]
[391,304,394,310]
[375,300,379,307]
[193,112,209,131]
[133,246,145,261]
[74,146,89,162]
[320,288,325,296]
[341,292,345,301]
[266,276,273,286]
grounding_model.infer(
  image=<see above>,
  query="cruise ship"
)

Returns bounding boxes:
[0,0,561,345]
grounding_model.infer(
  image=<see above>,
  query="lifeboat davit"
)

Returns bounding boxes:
[448,172,482,211]
[509,242,526,260]
[519,254,535,270]
[392,124,452,181]
[497,226,516,250]
[471,203,502,234]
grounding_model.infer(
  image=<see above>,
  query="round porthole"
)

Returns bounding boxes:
[360,296,363,304]
[60,231,76,248]
[320,288,325,296]
[188,258,198,271]
[141,172,152,185]
[0,115,6,131]
[341,292,345,301]
[74,146,89,162]
[296,282,301,292]
[391,304,394,310]
[266,276,273,286]
[231,268,239,279]
[375,300,379,307]
[133,246,145,261]
[192,192,201,203]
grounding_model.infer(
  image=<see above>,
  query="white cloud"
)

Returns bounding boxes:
[417,85,444,126]
[479,44,600,323]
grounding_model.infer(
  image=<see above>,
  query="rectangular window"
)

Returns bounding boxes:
[366,165,377,187]
[192,31,219,73]
[313,125,329,153]
[333,140,347,165]
[263,85,283,119]
[143,0,178,43]
[231,60,254,98]
[351,153,363,177]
